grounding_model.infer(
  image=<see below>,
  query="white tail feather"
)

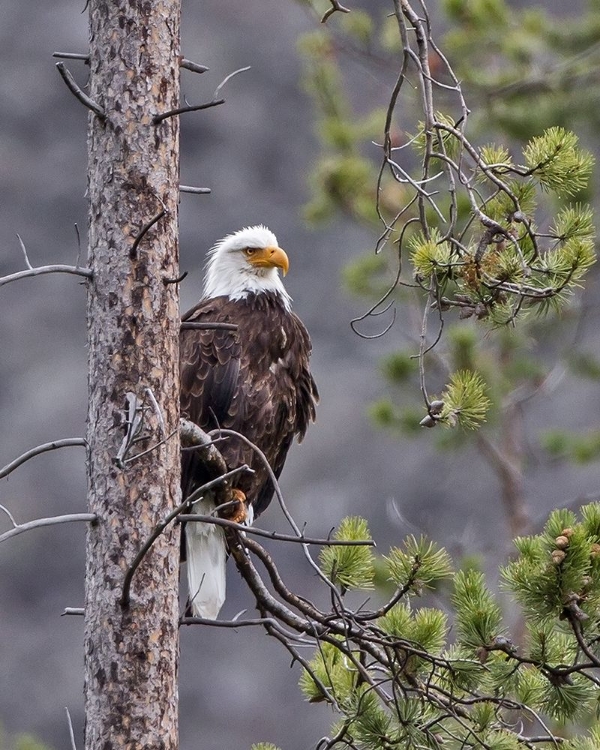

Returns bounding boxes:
[185,497,227,619]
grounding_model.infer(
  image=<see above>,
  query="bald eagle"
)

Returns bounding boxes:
[180,226,318,618]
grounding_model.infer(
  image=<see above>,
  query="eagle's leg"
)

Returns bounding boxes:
[220,488,249,525]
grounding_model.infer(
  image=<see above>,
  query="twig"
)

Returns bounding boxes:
[55,62,105,120]
[62,608,85,617]
[115,392,145,467]
[184,464,252,506]
[129,208,166,258]
[321,0,350,23]
[0,438,87,480]
[180,614,280,628]
[180,321,238,331]
[210,429,347,606]
[0,513,97,544]
[53,52,89,61]
[65,707,78,750]
[180,58,209,74]
[153,66,250,124]
[152,98,224,125]
[144,387,166,438]
[178,514,376,547]
[120,465,251,608]
[16,234,33,269]
[163,271,188,285]
[179,185,211,195]
[213,65,250,99]
[0,264,92,288]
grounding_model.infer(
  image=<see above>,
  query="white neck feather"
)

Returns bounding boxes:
[203,261,292,309]
[202,226,293,311]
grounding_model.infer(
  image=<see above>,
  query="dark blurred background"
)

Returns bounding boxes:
[1,1,597,749]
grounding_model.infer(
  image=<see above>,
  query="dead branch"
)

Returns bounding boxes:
[152,66,250,124]
[178,513,376,547]
[120,464,251,608]
[180,418,228,476]
[321,0,350,23]
[0,438,87,480]
[179,185,211,194]
[0,264,92,288]
[56,62,106,120]
[130,208,167,259]
[65,707,78,750]
[180,321,238,331]
[179,57,209,74]
[152,97,225,124]
[0,512,97,544]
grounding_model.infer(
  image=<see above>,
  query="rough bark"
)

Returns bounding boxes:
[84,2,181,748]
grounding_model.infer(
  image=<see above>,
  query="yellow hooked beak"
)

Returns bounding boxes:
[246,246,289,276]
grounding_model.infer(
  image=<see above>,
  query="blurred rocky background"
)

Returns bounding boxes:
[1,0,597,748]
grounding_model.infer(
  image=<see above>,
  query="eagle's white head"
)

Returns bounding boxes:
[203,225,292,309]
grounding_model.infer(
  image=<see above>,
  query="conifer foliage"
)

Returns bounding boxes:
[296,506,600,748]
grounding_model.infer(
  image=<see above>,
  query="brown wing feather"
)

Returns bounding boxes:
[180,292,318,517]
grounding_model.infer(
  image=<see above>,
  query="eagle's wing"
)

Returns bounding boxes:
[180,299,244,499]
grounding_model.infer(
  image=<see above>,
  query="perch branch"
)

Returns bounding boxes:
[120,465,251,608]
[178,514,376,547]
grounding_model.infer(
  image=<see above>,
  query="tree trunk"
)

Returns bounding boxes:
[84,1,181,748]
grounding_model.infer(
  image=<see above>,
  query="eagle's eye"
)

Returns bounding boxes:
[243,247,257,257]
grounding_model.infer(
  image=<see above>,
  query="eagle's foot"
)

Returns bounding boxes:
[220,488,249,525]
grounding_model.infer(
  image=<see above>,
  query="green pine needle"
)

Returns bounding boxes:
[439,370,491,429]
[319,516,375,591]
[452,569,503,651]
[385,535,453,592]
[551,204,595,242]
[523,126,594,197]
[409,228,454,279]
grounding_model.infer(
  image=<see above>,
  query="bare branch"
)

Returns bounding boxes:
[0,513,97,544]
[130,208,167,259]
[62,608,85,617]
[180,321,238,331]
[321,0,350,23]
[213,65,250,99]
[181,614,279,628]
[120,465,251,608]
[53,51,89,62]
[179,57,208,74]
[153,66,250,124]
[152,97,224,125]
[16,234,33,269]
[0,438,87,480]
[0,264,92,288]
[178,514,376,547]
[65,707,78,750]
[55,62,106,120]
[180,418,228,476]
[179,185,211,195]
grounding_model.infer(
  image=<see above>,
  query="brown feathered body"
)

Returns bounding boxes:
[180,291,318,517]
